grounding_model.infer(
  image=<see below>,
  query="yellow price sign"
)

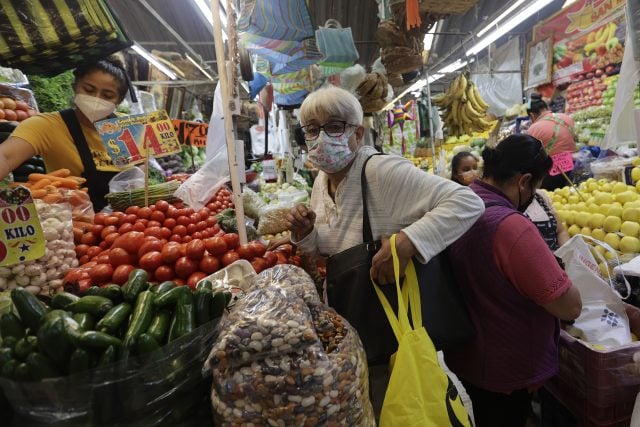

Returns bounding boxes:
[0,186,45,266]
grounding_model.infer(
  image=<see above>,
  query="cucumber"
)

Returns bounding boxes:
[0,313,25,339]
[136,333,160,355]
[14,336,38,361]
[69,348,91,374]
[123,291,155,346]
[122,269,149,303]
[86,285,123,302]
[146,310,171,344]
[96,302,132,334]
[37,315,79,367]
[194,289,213,326]
[14,362,30,381]
[210,291,227,319]
[11,288,49,331]
[67,296,114,318]
[75,331,122,350]
[51,292,80,309]
[154,286,189,309]
[26,352,60,380]
[98,345,117,366]
[195,280,213,291]
[154,281,176,294]
[1,336,18,350]
[168,292,195,342]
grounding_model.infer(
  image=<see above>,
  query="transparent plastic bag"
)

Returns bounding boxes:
[243,187,267,219]
[590,155,634,180]
[174,154,229,211]
[108,167,145,193]
[0,319,220,426]
[0,201,77,296]
[207,265,374,426]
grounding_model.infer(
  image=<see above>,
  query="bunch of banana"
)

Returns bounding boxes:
[432,73,493,136]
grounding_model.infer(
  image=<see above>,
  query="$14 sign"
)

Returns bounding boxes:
[95,110,182,168]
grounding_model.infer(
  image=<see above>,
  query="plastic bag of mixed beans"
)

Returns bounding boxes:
[207,265,374,426]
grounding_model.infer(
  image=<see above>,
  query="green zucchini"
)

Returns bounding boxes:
[1,336,18,350]
[146,310,171,344]
[75,331,122,350]
[168,292,195,342]
[14,336,38,361]
[69,348,91,374]
[26,352,60,380]
[154,281,176,294]
[194,289,213,326]
[210,291,227,319]
[123,291,155,346]
[37,315,79,367]
[154,286,189,309]
[136,333,161,355]
[98,345,117,366]
[14,362,30,381]
[195,280,213,291]
[72,313,96,331]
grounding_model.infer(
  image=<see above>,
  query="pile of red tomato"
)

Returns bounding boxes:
[64,199,297,294]
[205,186,234,215]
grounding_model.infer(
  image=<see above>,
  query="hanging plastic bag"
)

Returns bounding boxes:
[374,235,472,426]
[555,235,632,347]
[174,154,229,211]
[108,167,145,193]
[316,19,359,75]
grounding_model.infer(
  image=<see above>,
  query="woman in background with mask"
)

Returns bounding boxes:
[285,85,485,417]
[444,134,582,427]
[0,56,129,210]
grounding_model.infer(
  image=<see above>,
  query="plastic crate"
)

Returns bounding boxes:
[546,330,640,425]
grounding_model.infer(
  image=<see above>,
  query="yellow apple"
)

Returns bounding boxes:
[592,228,607,241]
[581,227,593,237]
[636,180,640,193]
[604,233,621,250]
[634,157,640,167]
[594,244,607,256]
[620,236,640,254]
[597,204,611,215]
[588,213,606,229]
[603,216,622,232]
[595,192,615,205]
[616,191,639,205]
[632,167,640,183]
[598,262,612,278]
[612,182,628,194]
[575,212,591,227]
[621,221,640,238]
[601,183,613,193]
[608,205,624,218]
[568,224,581,237]
[623,207,640,222]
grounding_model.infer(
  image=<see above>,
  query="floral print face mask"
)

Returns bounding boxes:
[307,129,356,173]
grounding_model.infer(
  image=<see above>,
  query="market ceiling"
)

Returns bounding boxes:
[108,0,566,85]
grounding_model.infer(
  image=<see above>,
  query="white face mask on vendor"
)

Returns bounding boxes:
[74,93,117,123]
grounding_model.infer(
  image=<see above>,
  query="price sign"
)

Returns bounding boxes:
[172,120,208,147]
[95,110,181,168]
[549,151,574,176]
[0,186,45,266]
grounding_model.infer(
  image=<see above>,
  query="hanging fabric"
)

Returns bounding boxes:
[238,0,315,42]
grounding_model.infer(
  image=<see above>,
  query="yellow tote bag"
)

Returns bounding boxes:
[373,234,472,427]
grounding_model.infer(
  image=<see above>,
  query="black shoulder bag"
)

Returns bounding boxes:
[325,154,474,365]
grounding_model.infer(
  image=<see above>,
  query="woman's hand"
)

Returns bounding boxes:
[285,204,316,241]
[370,232,417,285]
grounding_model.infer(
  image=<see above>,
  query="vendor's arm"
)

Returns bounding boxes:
[371,156,485,262]
[495,214,582,321]
[0,136,36,180]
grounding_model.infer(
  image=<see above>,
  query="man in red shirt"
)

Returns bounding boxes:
[527,93,577,190]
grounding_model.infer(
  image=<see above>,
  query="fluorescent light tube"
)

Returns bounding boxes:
[466,0,553,57]
[186,54,215,80]
[424,23,438,51]
[131,44,177,80]
[427,73,444,84]
[438,59,467,74]
[476,0,526,38]
[193,0,228,40]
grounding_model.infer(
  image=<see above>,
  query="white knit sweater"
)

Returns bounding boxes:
[295,146,485,262]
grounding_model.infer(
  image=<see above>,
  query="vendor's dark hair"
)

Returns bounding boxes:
[73,56,130,102]
[482,134,552,183]
[451,151,477,184]
[526,93,548,115]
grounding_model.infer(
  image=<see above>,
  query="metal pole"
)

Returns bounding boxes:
[425,72,437,173]
[209,0,248,244]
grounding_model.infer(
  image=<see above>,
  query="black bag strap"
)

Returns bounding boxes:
[361,153,385,243]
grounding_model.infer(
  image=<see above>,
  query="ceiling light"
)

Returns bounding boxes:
[383,79,427,110]
[466,0,553,57]
[424,23,438,51]
[131,43,177,80]
[427,73,444,83]
[476,0,526,38]
[438,59,467,74]
[194,0,228,41]
[186,54,215,80]
[563,0,578,8]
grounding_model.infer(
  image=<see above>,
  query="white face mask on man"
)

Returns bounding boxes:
[74,93,117,123]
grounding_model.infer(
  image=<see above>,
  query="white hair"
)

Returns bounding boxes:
[299,86,364,126]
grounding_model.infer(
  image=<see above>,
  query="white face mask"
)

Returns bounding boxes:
[74,93,117,122]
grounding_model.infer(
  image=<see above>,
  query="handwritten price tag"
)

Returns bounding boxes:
[549,151,574,176]
[95,110,181,168]
[172,120,208,147]
[0,186,45,266]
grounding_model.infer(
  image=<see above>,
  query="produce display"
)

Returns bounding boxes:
[432,73,492,137]
[550,177,640,277]
[62,199,292,294]
[156,146,207,175]
[0,275,229,381]
[0,95,37,123]
[208,265,374,425]
[0,200,77,294]
[565,73,609,113]
[105,181,180,212]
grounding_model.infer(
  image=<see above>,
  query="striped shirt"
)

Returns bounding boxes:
[295,146,485,262]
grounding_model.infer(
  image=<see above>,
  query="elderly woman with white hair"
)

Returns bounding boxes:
[286,86,485,415]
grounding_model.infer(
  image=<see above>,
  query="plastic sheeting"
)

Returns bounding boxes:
[603,7,640,149]
[470,37,523,117]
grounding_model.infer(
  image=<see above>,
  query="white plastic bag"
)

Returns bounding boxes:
[555,235,632,347]
[173,153,229,211]
[108,167,145,193]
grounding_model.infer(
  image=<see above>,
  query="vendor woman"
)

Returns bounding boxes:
[0,56,133,211]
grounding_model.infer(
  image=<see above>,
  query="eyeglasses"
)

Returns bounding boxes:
[300,120,355,141]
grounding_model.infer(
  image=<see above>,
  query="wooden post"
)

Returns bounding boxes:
[144,141,150,207]
[209,0,248,244]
